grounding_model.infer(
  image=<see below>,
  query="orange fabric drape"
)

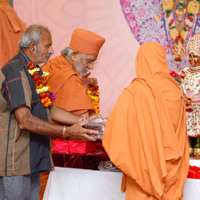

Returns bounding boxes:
[102,42,189,200]
[42,55,95,116]
[0,2,26,68]
[41,55,96,199]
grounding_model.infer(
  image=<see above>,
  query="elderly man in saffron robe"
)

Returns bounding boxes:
[42,28,105,117]
[40,29,105,199]
[103,42,189,200]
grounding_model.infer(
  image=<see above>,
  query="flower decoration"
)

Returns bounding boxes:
[163,0,174,10]
[170,69,195,112]
[27,61,55,107]
[87,82,100,114]
[180,70,186,79]
[162,0,199,62]
[178,68,198,112]
[170,70,182,83]
[176,0,186,16]
[188,0,199,15]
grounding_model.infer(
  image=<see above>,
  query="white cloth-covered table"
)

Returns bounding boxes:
[43,167,125,200]
[43,160,200,200]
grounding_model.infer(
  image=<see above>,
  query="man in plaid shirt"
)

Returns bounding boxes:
[0,24,98,200]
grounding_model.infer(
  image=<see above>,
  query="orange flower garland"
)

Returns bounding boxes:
[87,82,100,114]
[27,61,53,107]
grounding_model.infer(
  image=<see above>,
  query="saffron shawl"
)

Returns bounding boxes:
[103,42,189,199]
[42,55,95,115]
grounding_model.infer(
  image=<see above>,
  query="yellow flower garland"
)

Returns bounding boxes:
[87,82,100,114]
[27,62,53,107]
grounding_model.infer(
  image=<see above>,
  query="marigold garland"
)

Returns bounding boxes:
[87,82,100,114]
[27,61,54,107]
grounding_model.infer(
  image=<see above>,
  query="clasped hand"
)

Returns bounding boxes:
[67,121,99,141]
[81,72,98,90]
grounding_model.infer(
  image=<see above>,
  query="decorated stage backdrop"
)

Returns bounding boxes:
[14,0,200,117]
[120,0,200,72]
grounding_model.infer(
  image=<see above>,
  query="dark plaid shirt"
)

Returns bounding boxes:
[0,51,53,176]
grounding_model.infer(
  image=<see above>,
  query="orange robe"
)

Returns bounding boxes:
[103,42,189,200]
[42,55,95,116]
[41,55,96,200]
[0,1,26,68]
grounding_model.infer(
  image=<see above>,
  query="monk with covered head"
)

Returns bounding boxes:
[103,42,189,200]
[42,28,105,117]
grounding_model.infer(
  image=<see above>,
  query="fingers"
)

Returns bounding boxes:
[80,121,87,126]
[89,78,98,84]
[70,133,97,141]
[70,131,97,141]
[80,123,99,135]
[83,128,99,135]
[69,123,99,136]
[67,120,101,142]
[82,134,97,141]
[82,73,97,83]
[82,72,91,78]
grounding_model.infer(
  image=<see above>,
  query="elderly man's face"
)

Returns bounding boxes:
[32,30,54,64]
[74,54,97,76]
[189,52,200,67]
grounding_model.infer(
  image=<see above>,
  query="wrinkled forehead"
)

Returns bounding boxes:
[38,30,52,46]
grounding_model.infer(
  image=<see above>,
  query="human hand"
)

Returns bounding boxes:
[66,121,99,141]
[81,72,98,90]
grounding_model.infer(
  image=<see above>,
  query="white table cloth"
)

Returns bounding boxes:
[43,159,200,200]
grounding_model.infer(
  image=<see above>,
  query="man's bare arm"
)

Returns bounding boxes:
[14,105,98,141]
[51,105,82,125]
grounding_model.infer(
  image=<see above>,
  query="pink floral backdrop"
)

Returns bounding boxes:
[14,0,140,117]
[15,0,199,117]
[120,0,200,72]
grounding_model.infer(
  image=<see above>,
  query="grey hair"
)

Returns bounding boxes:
[61,47,86,57]
[61,47,74,57]
[18,24,51,50]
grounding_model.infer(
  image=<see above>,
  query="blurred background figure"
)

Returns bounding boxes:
[0,0,26,69]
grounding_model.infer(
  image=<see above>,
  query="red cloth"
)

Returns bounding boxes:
[187,165,200,179]
[52,151,109,170]
[53,139,97,154]
[52,140,109,170]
